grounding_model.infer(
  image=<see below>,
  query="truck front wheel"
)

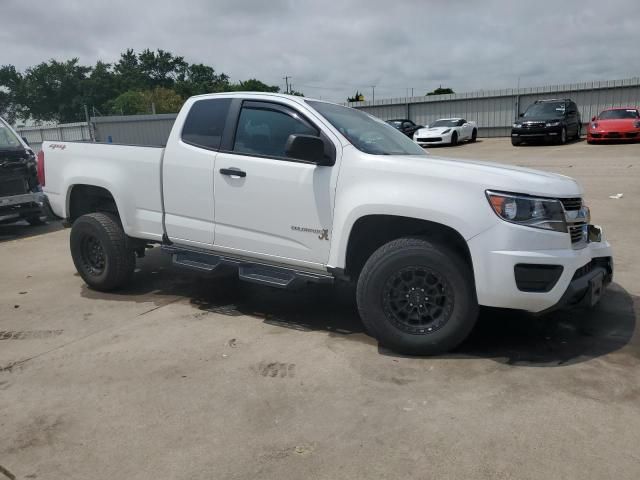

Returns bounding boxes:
[70,212,136,291]
[356,238,478,355]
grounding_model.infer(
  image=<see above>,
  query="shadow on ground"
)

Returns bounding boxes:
[0,220,63,243]
[81,247,637,367]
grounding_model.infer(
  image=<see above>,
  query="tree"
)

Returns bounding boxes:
[20,59,91,122]
[228,79,279,93]
[347,91,365,102]
[174,63,230,97]
[84,61,119,115]
[0,65,24,123]
[108,87,185,115]
[426,86,455,96]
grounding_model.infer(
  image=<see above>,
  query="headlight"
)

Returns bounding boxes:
[513,123,522,128]
[591,122,598,129]
[546,121,561,127]
[634,121,640,128]
[441,129,451,134]
[486,191,567,232]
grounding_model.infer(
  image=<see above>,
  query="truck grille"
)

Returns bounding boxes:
[560,197,582,211]
[523,122,546,128]
[569,224,586,244]
[0,177,28,197]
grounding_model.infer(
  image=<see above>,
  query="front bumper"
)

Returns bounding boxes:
[0,192,46,220]
[414,133,453,146]
[587,129,640,141]
[468,221,613,313]
[511,125,563,141]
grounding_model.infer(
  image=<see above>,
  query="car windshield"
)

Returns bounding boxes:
[0,120,23,150]
[523,102,566,118]
[307,101,426,155]
[387,120,403,127]
[598,109,639,120]
[430,119,459,127]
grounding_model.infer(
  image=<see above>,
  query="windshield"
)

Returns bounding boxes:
[0,120,23,150]
[598,109,639,120]
[430,119,459,127]
[523,102,566,118]
[386,120,403,128]
[307,101,425,155]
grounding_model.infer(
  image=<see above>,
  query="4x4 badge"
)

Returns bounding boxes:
[318,229,329,241]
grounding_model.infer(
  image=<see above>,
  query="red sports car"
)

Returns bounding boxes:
[587,107,640,143]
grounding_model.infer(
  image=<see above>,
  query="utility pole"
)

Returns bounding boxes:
[283,76,291,94]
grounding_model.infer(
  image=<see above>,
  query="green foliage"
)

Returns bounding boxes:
[228,78,279,93]
[108,87,185,115]
[0,49,280,123]
[347,91,365,102]
[426,86,455,96]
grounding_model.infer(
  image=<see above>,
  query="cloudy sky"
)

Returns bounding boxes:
[2,0,639,102]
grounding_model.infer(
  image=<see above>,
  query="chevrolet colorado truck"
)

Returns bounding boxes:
[0,117,47,225]
[42,93,613,355]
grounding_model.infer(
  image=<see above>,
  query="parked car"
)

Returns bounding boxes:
[413,118,477,146]
[0,117,48,225]
[587,107,640,143]
[42,93,612,355]
[511,99,581,146]
[386,119,422,138]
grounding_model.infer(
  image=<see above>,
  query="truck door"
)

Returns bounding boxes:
[213,100,339,267]
[162,98,231,248]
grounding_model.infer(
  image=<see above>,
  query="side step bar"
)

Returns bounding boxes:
[162,245,333,289]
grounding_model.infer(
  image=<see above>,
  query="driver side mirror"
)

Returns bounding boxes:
[518,112,524,117]
[285,134,333,165]
[591,116,596,122]
[21,136,30,146]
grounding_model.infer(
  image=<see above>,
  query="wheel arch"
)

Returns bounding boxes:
[342,214,474,281]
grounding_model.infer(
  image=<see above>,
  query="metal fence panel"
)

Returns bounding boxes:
[352,77,640,137]
[91,114,177,146]
[16,122,92,152]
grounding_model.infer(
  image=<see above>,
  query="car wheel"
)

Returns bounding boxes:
[356,237,478,355]
[450,132,458,146]
[70,212,136,291]
[575,124,582,140]
[559,127,567,145]
[470,129,477,142]
[25,215,46,226]
[511,137,522,146]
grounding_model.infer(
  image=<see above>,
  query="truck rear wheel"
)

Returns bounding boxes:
[70,212,136,291]
[356,238,478,355]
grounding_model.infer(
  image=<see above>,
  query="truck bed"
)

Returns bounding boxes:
[43,141,165,241]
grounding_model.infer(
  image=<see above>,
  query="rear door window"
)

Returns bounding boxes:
[181,98,232,150]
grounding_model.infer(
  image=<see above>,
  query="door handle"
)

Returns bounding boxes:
[220,168,246,178]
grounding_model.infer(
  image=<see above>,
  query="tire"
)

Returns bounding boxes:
[558,127,567,145]
[470,129,477,142]
[25,215,45,226]
[575,124,581,140]
[356,238,478,355]
[70,212,136,291]
[450,132,458,146]
[587,139,594,145]
[511,137,522,146]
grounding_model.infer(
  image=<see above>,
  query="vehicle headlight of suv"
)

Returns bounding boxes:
[441,129,451,134]
[591,122,598,129]
[546,121,562,127]
[634,120,640,128]
[486,191,567,232]
[513,123,522,128]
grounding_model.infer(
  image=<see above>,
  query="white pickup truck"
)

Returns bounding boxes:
[42,92,613,355]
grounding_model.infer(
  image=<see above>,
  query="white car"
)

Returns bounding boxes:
[413,118,478,146]
[42,93,612,356]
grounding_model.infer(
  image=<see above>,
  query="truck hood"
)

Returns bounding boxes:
[392,154,582,198]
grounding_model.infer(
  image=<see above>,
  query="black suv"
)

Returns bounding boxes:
[511,99,581,146]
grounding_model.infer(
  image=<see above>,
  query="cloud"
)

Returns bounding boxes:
[2,0,639,102]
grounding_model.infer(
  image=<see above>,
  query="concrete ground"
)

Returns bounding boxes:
[1,138,639,479]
